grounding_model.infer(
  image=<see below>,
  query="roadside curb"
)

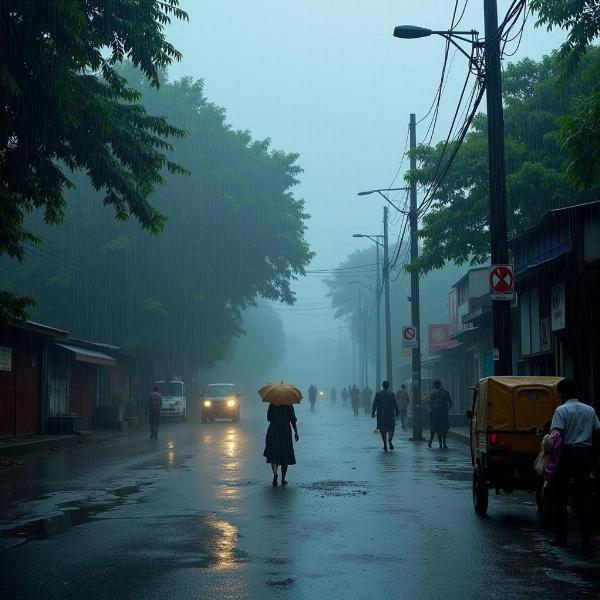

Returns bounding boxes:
[447,429,470,445]
[0,434,81,459]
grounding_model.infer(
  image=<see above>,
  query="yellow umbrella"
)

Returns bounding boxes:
[258,381,303,406]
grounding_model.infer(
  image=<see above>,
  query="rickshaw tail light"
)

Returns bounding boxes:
[489,433,498,445]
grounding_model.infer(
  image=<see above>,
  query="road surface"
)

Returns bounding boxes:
[1,402,598,599]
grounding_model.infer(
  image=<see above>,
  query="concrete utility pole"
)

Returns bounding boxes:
[375,243,381,391]
[409,113,423,441]
[383,205,393,388]
[484,0,512,375]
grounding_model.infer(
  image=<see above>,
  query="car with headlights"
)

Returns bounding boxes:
[154,380,187,421]
[201,383,241,422]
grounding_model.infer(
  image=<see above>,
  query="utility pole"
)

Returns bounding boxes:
[383,205,393,387]
[375,243,382,391]
[484,0,512,375]
[409,113,423,441]
[358,286,363,387]
[363,295,368,388]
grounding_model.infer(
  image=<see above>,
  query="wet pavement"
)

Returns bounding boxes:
[0,403,598,599]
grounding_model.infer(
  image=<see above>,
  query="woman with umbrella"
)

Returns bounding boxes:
[260,382,301,486]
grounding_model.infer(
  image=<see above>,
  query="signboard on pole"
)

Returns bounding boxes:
[551,281,565,331]
[489,264,514,300]
[428,324,450,353]
[401,326,418,349]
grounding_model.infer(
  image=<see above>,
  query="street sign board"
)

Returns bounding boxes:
[428,324,450,353]
[402,326,418,349]
[489,264,514,300]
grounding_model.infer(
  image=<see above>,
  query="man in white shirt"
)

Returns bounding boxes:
[550,378,600,550]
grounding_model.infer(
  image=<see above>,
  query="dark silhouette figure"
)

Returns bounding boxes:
[308,385,318,410]
[341,386,349,407]
[361,386,373,414]
[428,380,452,449]
[330,387,337,404]
[147,385,162,439]
[372,381,399,451]
[550,378,600,550]
[396,385,410,430]
[263,404,299,486]
[350,384,360,416]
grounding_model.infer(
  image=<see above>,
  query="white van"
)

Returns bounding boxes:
[154,380,187,421]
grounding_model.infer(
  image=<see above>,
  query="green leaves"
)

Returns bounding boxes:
[4,70,313,373]
[0,1,188,321]
[412,49,600,272]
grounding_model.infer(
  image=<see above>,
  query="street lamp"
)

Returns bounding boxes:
[357,187,410,215]
[393,0,513,376]
[351,236,383,391]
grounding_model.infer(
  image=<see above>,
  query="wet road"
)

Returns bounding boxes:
[1,402,598,599]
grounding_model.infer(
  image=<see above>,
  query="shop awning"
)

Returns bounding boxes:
[56,343,116,367]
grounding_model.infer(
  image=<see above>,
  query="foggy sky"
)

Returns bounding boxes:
[166,1,565,387]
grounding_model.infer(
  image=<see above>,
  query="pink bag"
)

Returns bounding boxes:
[544,430,562,478]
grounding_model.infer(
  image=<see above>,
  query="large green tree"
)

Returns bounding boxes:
[2,70,313,379]
[412,50,599,273]
[0,1,188,320]
[531,1,600,189]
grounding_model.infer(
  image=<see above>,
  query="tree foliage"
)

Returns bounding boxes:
[412,50,600,272]
[531,1,600,189]
[2,69,313,376]
[0,1,188,319]
[325,246,461,363]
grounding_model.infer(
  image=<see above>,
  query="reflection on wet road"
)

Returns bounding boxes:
[0,404,598,599]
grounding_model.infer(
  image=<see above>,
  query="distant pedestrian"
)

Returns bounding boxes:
[549,379,600,550]
[308,384,318,410]
[341,386,349,407]
[361,385,373,415]
[396,385,410,430]
[350,384,361,416]
[330,387,337,404]
[372,381,399,451]
[428,380,452,449]
[147,385,162,439]
[263,403,300,486]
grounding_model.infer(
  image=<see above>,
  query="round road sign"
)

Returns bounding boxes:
[489,265,514,295]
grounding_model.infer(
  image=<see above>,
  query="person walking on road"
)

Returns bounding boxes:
[428,380,452,449]
[550,378,600,550]
[263,403,300,486]
[147,385,162,439]
[396,384,410,430]
[330,387,337,405]
[361,385,373,415]
[341,386,349,408]
[350,384,361,416]
[308,384,318,411]
[372,381,399,451]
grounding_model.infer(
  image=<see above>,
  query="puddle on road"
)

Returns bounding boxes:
[300,480,369,497]
[1,484,144,543]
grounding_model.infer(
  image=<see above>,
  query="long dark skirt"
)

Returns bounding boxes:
[263,404,297,465]
[431,408,449,435]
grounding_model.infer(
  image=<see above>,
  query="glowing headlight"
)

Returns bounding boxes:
[226,399,236,407]
[204,400,212,407]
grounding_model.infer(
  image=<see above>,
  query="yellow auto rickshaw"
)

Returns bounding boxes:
[467,376,562,515]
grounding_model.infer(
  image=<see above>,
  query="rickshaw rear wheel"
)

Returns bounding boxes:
[473,464,489,515]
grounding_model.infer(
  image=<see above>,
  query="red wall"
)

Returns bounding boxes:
[70,362,97,427]
[0,328,42,439]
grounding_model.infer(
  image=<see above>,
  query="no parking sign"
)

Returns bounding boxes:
[401,326,418,349]
[489,264,514,301]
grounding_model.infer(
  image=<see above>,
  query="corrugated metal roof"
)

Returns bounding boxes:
[56,343,116,366]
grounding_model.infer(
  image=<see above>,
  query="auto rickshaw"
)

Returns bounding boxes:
[467,376,562,515]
